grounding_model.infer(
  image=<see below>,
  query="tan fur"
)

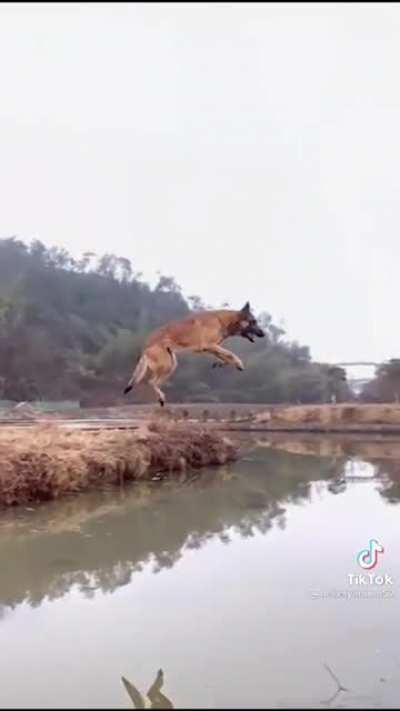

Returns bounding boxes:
[124,308,254,406]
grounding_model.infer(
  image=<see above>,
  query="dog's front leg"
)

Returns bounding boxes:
[203,346,244,371]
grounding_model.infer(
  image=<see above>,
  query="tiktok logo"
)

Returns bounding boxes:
[357,539,384,570]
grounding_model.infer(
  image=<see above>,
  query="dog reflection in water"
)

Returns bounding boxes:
[121,669,173,709]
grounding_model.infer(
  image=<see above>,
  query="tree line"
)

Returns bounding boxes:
[0,237,396,405]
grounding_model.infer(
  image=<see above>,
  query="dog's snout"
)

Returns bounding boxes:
[256,328,265,338]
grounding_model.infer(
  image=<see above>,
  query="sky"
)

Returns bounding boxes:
[0,2,399,373]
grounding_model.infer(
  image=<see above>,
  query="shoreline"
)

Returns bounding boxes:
[3,401,400,432]
[2,404,400,507]
[0,423,238,507]
[2,418,400,435]
[218,423,400,434]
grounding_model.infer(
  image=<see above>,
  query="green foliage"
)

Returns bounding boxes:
[0,236,342,404]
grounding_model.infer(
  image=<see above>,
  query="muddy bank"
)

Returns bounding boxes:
[0,422,238,506]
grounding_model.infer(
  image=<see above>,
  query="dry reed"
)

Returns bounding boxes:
[0,422,238,506]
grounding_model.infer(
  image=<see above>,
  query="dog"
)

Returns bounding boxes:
[123,301,265,406]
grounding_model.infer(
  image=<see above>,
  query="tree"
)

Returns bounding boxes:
[188,295,205,311]
[369,359,400,402]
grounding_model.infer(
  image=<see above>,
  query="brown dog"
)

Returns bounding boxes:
[123,302,265,406]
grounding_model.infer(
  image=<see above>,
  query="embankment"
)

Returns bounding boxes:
[0,422,238,506]
[224,403,400,433]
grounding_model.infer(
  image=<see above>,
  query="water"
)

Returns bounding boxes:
[1,435,400,708]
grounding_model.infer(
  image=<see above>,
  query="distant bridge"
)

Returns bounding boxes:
[333,362,379,368]
[330,363,379,394]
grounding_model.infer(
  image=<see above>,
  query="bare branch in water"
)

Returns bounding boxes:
[321,662,349,706]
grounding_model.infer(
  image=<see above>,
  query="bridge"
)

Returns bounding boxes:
[330,362,379,397]
[333,362,379,368]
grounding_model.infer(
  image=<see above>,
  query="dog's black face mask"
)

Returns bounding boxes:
[238,302,265,343]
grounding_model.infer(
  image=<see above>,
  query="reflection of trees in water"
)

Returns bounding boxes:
[375,460,400,503]
[0,450,344,610]
[260,434,400,503]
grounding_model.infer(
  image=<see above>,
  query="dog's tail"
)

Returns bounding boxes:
[123,353,148,395]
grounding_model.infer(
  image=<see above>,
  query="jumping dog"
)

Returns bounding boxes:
[123,302,265,406]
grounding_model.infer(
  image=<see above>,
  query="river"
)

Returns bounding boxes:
[1,435,400,708]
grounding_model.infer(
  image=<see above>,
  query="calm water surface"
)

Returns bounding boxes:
[1,436,400,709]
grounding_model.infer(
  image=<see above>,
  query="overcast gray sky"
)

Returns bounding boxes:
[0,2,399,371]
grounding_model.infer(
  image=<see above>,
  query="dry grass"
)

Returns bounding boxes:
[0,422,238,506]
[254,403,400,426]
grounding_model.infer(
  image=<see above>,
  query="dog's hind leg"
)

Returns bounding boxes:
[148,347,178,407]
[149,376,167,407]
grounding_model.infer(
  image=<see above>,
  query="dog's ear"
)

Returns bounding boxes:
[240,301,251,315]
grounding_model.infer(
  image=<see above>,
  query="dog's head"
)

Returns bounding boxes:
[236,302,265,343]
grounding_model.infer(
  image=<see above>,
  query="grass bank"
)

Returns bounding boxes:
[220,403,400,432]
[0,422,238,507]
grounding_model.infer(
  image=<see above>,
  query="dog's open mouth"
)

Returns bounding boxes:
[241,327,264,343]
